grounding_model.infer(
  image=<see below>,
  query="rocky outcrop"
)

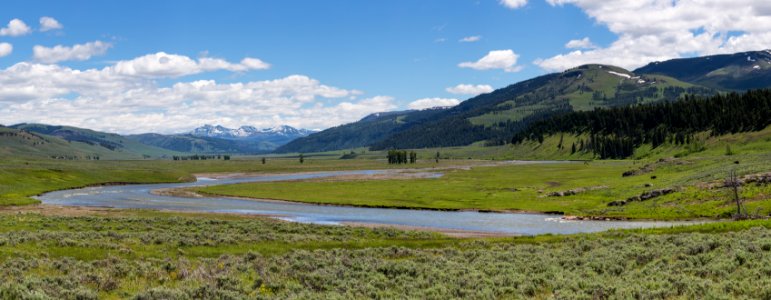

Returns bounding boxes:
[607,188,677,206]
[546,186,608,197]
[703,172,771,189]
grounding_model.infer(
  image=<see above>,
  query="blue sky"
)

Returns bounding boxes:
[1,0,769,133]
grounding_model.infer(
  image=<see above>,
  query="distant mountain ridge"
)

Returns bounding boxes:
[127,124,316,154]
[190,124,315,139]
[635,50,771,91]
[2,123,316,156]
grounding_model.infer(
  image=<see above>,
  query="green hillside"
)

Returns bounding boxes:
[369,65,716,150]
[3,124,180,159]
[281,63,719,153]
[468,64,710,127]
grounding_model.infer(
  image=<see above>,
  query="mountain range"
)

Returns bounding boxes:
[0,123,314,159]
[190,124,315,139]
[3,50,771,158]
[128,124,314,154]
[277,50,771,153]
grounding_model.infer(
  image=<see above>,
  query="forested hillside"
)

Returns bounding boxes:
[281,51,771,153]
[369,65,715,150]
[511,89,771,158]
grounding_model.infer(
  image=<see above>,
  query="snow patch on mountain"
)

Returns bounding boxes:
[607,71,632,79]
[190,124,314,139]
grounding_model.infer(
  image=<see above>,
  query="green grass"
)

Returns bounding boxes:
[0,155,490,206]
[198,128,771,220]
[1,210,771,298]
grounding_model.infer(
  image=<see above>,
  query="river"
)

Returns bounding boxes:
[37,169,703,235]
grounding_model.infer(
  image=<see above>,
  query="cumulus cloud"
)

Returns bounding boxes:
[407,97,460,110]
[459,35,481,43]
[446,84,493,95]
[33,41,112,63]
[0,19,32,36]
[500,0,527,9]
[39,17,63,31]
[459,49,522,72]
[0,43,11,57]
[0,55,393,133]
[239,57,271,70]
[537,0,771,71]
[110,52,270,78]
[565,37,597,49]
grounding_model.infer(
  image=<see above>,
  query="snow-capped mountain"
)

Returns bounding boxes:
[190,124,315,139]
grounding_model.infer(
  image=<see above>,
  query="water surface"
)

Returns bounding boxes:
[38,169,701,235]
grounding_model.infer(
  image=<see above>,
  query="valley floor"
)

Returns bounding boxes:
[1,126,770,298]
[1,207,770,299]
[191,127,771,220]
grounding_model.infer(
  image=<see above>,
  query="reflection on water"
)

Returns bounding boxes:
[37,169,703,235]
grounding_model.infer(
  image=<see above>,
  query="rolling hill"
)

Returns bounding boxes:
[275,108,448,153]
[635,50,771,91]
[279,63,718,153]
[0,124,179,159]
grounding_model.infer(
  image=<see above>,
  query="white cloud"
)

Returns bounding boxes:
[239,57,270,70]
[537,0,771,71]
[0,19,31,36]
[33,41,112,63]
[407,97,460,110]
[0,43,11,57]
[459,35,482,43]
[446,84,493,95]
[500,0,527,9]
[110,52,270,78]
[459,49,523,72]
[565,37,597,49]
[0,54,393,133]
[39,17,63,32]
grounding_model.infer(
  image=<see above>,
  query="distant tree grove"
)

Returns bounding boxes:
[172,154,230,161]
[511,89,771,159]
[387,150,417,164]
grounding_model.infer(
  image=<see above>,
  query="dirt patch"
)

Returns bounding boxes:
[622,157,690,177]
[0,204,118,217]
[152,188,206,198]
[545,181,561,187]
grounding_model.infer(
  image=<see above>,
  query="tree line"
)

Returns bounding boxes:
[172,154,231,161]
[387,150,417,164]
[511,89,771,159]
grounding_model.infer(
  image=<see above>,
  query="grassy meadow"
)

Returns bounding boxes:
[0,156,484,206]
[1,125,770,298]
[1,209,770,299]
[198,128,771,220]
